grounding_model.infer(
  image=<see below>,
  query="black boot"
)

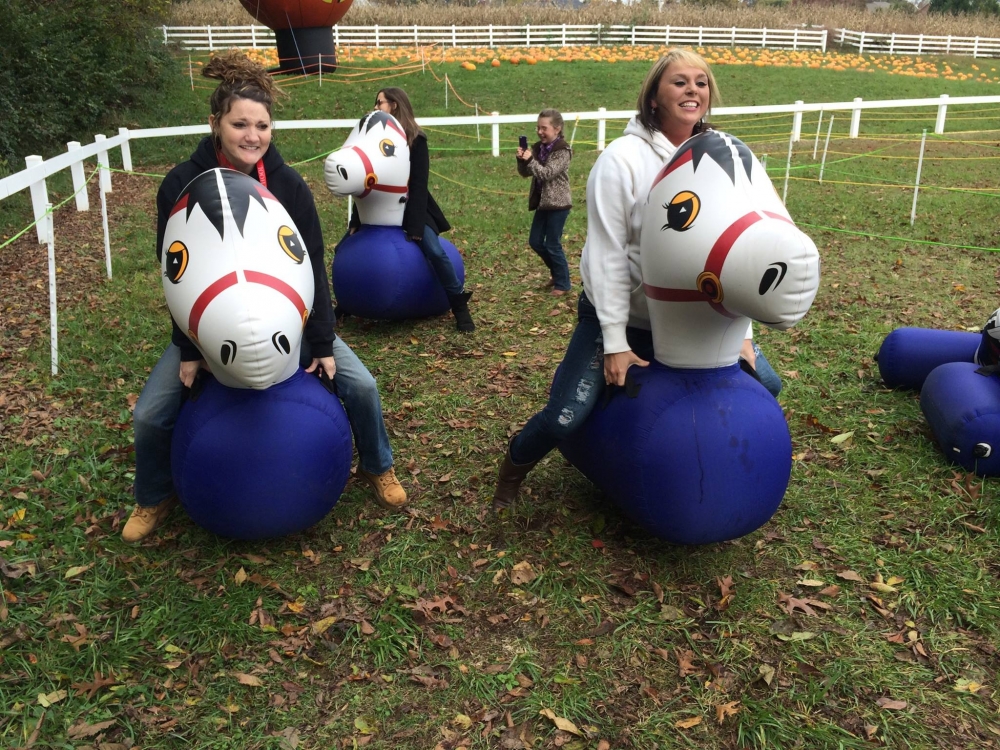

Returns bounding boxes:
[448,291,475,332]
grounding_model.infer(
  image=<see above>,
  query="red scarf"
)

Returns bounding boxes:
[216,150,267,188]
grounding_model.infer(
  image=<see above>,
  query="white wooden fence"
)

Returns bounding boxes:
[162,23,829,52]
[834,28,1000,58]
[5,93,999,250]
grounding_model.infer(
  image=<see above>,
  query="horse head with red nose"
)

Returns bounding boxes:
[161,168,315,389]
[641,129,820,368]
[324,110,410,226]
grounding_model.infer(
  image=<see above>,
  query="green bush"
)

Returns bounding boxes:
[0,0,175,173]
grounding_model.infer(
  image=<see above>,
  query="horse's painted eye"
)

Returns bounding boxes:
[165,240,189,283]
[664,191,700,232]
[379,139,395,157]
[277,225,305,263]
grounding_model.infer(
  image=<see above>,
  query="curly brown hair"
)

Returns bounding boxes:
[203,50,284,125]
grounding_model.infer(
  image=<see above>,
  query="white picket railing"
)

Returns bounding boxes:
[162,23,829,52]
[834,28,1000,58]
[5,93,1000,249]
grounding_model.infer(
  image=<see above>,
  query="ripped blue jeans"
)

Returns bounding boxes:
[509,291,655,465]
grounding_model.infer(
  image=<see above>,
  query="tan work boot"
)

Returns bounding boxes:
[122,496,178,544]
[357,467,407,510]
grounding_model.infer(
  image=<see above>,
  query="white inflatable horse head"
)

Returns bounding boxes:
[641,130,820,369]
[161,168,315,390]
[324,111,410,226]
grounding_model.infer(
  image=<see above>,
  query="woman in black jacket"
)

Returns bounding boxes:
[373,87,475,332]
[124,52,406,543]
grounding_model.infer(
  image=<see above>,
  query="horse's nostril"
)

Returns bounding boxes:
[338,166,348,180]
[271,332,291,354]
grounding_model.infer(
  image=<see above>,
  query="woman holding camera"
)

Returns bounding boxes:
[516,109,573,296]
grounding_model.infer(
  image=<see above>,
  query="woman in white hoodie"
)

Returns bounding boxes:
[492,48,781,511]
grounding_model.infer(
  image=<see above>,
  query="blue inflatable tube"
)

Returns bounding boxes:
[171,369,353,539]
[920,362,1000,476]
[877,327,981,390]
[558,361,791,545]
[332,225,466,320]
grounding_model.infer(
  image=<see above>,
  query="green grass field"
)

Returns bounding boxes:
[2,54,1000,749]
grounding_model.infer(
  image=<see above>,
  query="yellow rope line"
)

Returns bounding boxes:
[429,168,522,196]
[788,174,1000,196]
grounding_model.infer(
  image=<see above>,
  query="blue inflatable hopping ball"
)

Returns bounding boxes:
[920,362,1000,476]
[558,362,791,545]
[332,225,466,320]
[171,369,353,539]
[877,327,981,391]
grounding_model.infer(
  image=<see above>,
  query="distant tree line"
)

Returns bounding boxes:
[0,0,174,174]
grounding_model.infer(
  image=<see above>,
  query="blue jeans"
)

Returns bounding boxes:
[509,292,782,465]
[133,338,394,507]
[528,208,571,291]
[418,224,463,296]
[748,342,782,397]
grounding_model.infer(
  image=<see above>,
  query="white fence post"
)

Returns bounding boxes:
[119,127,133,172]
[100,176,112,279]
[26,155,50,245]
[452,24,456,47]
[95,134,112,194]
[793,28,798,51]
[889,33,896,55]
[935,94,949,134]
[666,25,670,45]
[821,29,827,53]
[918,34,924,55]
[782,128,794,204]
[562,24,566,47]
[46,204,58,376]
[375,25,380,48]
[859,31,866,54]
[162,25,167,44]
[910,129,927,227]
[974,37,980,58]
[491,112,500,157]
[413,24,418,45]
[67,142,89,212]
[207,25,213,51]
[813,110,824,160]
[792,100,804,142]
[489,24,494,48]
[850,97,862,138]
[526,23,531,47]
[597,107,607,151]
[946,35,952,54]
[819,116,834,184]
[761,27,767,48]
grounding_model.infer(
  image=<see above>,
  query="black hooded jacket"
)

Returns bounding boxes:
[155,137,336,361]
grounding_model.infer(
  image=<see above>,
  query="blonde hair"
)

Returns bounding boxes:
[377,87,424,146]
[636,49,721,135]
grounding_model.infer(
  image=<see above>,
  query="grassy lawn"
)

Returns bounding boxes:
[2,53,999,749]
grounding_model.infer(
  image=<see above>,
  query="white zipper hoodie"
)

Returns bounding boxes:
[580,116,678,355]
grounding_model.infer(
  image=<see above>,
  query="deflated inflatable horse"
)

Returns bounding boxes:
[323,110,465,320]
[560,130,820,544]
[878,310,1000,475]
[162,168,352,538]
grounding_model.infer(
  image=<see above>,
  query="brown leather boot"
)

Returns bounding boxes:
[492,445,540,513]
